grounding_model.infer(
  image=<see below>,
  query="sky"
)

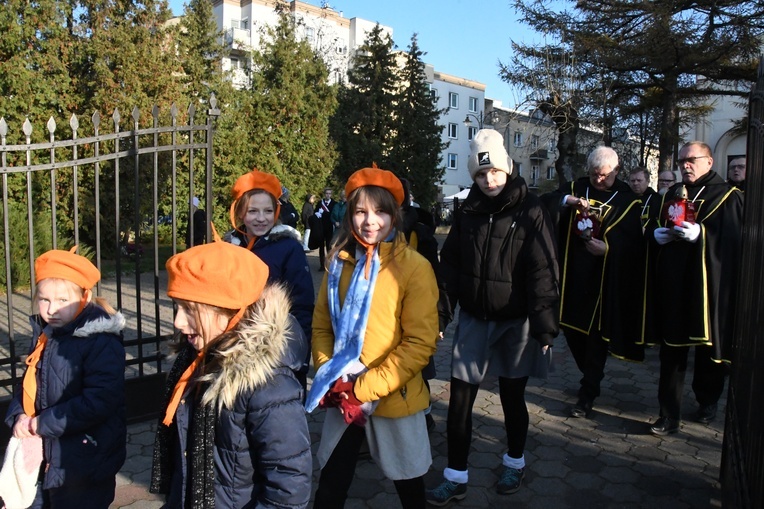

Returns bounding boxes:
[168,0,547,109]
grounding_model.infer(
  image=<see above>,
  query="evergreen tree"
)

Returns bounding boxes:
[224,10,337,215]
[330,24,399,183]
[390,34,446,208]
[509,0,764,172]
[0,0,74,139]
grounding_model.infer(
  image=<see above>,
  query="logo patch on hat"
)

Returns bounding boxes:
[478,152,491,166]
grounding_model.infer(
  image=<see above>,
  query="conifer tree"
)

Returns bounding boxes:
[390,34,447,208]
[330,24,399,183]
[226,10,337,213]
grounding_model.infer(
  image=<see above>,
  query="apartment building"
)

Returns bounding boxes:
[214,0,391,87]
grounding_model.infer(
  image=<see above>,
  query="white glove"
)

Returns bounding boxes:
[654,227,674,245]
[315,209,323,218]
[673,221,700,243]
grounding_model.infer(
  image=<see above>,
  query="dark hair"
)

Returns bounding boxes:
[326,185,403,269]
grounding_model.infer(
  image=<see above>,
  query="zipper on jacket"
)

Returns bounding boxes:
[479,214,495,319]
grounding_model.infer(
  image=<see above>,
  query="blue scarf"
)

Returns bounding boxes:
[305,244,381,412]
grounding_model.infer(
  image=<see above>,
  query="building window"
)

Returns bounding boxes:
[449,92,459,109]
[514,132,523,147]
[515,162,523,177]
[468,126,478,141]
[230,57,241,70]
[305,27,315,43]
[548,139,555,151]
[468,96,479,112]
[531,135,539,151]
[531,165,540,185]
[240,18,249,30]
[546,166,556,180]
[430,87,438,101]
[448,123,458,139]
[231,19,241,29]
[447,153,458,169]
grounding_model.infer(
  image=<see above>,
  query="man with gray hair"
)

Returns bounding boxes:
[542,146,645,419]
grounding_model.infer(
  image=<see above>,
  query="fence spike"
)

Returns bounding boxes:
[22,118,32,137]
[47,117,56,135]
[69,113,79,132]
[152,105,159,120]
[0,118,8,138]
[92,111,101,130]
[188,102,196,120]
[132,106,140,123]
[171,103,178,119]
[210,93,218,109]
[113,108,121,125]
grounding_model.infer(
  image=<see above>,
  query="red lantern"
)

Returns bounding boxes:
[661,185,696,228]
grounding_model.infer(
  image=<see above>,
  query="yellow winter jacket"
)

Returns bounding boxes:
[312,235,439,418]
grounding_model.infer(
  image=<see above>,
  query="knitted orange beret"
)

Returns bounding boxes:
[166,241,269,310]
[35,246,100,290]
[230,169,283,230]
[345,167,405,206]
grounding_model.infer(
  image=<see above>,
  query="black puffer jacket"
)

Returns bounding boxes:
[438,176,560,345]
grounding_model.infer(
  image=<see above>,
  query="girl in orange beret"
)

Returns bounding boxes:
[3,247,126,509]
[306,167,439,508]
[227,169,314,390]
[150,241,311,509]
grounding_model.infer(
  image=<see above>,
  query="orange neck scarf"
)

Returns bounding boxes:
[161,308,246,426]
[23,290,90,417]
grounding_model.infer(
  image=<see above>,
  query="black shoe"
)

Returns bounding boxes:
[696,403,717,424]
[569,398,593,418]
[650,417,680,436]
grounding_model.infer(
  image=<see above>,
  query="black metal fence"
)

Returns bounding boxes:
[0,96,220,440]
[722,56,764,508]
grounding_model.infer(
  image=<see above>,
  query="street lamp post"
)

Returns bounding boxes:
[464,110,500,130]
[463,112,486,129]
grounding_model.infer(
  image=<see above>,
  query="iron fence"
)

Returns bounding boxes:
[0,95,220,437]
[722,56,764,508]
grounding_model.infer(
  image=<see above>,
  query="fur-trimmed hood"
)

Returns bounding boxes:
[73,312,125,337]
[200,283,307,411]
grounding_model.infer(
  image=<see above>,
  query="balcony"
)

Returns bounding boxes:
[223,27,251,51]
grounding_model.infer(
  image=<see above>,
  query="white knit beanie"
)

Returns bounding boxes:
[467,129,512,180]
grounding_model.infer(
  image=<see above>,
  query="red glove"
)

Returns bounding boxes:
[327,378,366,426]
[340,397,367,427]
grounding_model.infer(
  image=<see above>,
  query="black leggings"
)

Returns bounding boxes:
[447,376,529,471]
[313,423,425,508]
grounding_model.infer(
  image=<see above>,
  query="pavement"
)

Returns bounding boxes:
[111,241,725,509]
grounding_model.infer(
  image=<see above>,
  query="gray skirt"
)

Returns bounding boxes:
[451,310,551,384]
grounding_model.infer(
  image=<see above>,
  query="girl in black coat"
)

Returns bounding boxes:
[427,130,560,505]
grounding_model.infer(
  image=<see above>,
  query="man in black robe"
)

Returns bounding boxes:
[628,167,658,229]
[542,146,645,419]
[646,141,744,435]
[314,187,335,270]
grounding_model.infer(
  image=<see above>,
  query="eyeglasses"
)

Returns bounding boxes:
[675,155,710,167]
[729,164,745,170]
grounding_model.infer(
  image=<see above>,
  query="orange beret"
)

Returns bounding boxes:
[231,169,282,202]
[35,247,100,290]
[345,167,405,206]
[166,242,269,311]
[230,169,283,230]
